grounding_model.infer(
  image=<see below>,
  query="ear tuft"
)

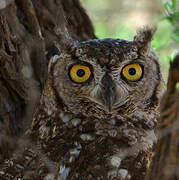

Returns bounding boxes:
[134,27,156,54]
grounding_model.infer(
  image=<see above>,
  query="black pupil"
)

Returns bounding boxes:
[77,69,85,77]
[128,68,136,76]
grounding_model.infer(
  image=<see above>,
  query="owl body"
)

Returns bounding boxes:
[0,30,164,180]
[31,33,163,179]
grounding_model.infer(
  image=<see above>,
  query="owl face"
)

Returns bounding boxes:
[51,37,162,119]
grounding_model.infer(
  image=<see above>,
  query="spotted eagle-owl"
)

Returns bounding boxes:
[0,29,164,180]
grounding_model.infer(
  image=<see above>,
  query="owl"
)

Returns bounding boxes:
[0,28,164,180]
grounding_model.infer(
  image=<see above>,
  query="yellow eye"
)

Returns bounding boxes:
[122,63,143,81]
[69,64,92,83]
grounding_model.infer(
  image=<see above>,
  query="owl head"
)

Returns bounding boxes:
[46,28,163,121]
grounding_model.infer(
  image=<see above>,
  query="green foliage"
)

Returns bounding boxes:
[164,0,179,42]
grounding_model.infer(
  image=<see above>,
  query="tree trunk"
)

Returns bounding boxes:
[0,0,96,137]
[145,54,179,180]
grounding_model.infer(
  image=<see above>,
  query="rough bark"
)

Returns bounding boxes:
[0,0,96,138]
[145,54,179,180]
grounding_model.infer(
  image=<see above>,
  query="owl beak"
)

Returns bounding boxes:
[104,86,115,112]
[101,73,116,112]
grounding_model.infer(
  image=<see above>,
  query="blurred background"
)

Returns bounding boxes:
[81,0,179,82]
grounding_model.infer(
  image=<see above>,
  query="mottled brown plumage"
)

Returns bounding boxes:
[0,29,164,180]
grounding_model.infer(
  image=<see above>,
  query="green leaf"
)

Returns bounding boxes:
[171,0,176,9]
[164,2,173,13]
